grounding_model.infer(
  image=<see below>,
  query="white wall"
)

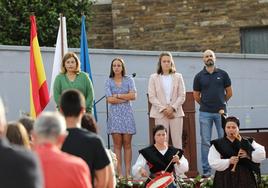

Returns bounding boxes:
[0,45,267,174]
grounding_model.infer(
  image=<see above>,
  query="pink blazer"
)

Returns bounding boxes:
[148,73,186,118]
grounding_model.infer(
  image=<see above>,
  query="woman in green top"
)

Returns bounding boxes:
[53,52,94,113]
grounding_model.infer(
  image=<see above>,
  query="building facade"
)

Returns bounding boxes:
[89,0,268,53]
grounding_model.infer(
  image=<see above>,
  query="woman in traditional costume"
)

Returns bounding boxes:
[208,116,266,188]
[132,125,188,187]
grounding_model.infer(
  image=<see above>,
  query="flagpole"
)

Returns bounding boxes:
[80,14,99,120]
[60,13,64,58]
[50,14,68,98]
[106,100,110,149]
[29,14,50,118]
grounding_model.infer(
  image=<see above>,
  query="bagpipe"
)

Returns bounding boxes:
[231,133,261,185]
[230,133,255,172]
[221,114,261,184]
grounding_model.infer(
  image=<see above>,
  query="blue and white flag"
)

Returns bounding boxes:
[80,15,98,121]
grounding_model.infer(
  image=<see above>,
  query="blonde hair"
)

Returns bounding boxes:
[60,52,81,74]
[6,122,30,149]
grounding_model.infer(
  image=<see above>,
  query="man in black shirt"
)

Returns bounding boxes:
[193,49,233,177]
[60,89,114,188]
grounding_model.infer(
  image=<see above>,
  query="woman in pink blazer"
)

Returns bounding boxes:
[148,52,186,149]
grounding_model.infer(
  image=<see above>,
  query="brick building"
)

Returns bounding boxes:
[88,0,268,53]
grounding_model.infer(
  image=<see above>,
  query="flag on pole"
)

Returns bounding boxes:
[30,15,49,118]
[50,15,68,97]
[80,15,97,121]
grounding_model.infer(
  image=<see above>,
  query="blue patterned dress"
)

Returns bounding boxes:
[105,76,136,134]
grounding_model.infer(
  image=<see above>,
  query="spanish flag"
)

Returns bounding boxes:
[30,16,49,118]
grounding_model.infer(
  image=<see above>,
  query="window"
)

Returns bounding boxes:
[240,27,268,54]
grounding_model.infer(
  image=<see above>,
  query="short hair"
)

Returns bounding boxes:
[18,116,34,137]
[60,89,85,117]
[224,116,240,128]
[34,111,66,139]
[0,98,6,131]
[6,122,30,149]
[156,52,176,74]
[153,124,167,138]
[109,58,126,78]
[60,52,81,74]
[81,113,98,133]
[203,49,216,59]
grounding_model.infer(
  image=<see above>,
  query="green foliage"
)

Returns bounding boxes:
[0,0,94,47]
[260,175,268,188]
[116,179,145,188]
[114,175,268,188]
[177,175,213,188]
[176,175,268,188]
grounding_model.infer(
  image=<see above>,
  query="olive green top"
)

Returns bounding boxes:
[53,72,94,113]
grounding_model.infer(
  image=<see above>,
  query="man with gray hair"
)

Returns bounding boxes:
[33,111,92,188]
[0,98,43,188]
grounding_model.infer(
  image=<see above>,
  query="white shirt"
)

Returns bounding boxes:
[132,148,189,179]
[208,140,266,171]
[160,74,172,104]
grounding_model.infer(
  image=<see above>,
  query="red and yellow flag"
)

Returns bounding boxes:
[30,16,49,118]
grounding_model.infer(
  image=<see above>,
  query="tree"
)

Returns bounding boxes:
[0,0,94,47]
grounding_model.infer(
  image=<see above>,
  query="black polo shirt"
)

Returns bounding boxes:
[193,67,231,113]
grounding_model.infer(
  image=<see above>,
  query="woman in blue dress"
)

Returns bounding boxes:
[105,58,137,180]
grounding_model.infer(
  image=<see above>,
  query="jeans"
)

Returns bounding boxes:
[199,111,224,176]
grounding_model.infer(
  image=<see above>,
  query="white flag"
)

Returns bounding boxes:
[50,16,68,97]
